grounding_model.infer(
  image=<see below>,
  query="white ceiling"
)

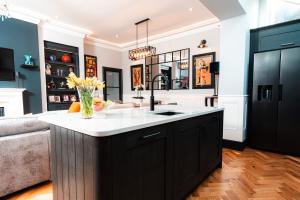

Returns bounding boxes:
[9,0,216,44]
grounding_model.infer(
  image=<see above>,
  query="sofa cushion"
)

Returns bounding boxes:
[0,116,49,137]
[0,130,51,197]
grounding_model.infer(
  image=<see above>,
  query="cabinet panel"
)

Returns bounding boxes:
[173,113,223,200]
[200,114,223,178]
[173,123,201,200]
[112,126,170,200]
[259,30,300,51]
[250,51,280,150]
[278,47,300,155]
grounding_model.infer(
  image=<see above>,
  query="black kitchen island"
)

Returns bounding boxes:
[41,106,223,200]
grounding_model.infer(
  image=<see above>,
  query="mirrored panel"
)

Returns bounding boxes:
[173,51,181,61]
[145,56,151,65]
[181,49,189,60]
[166,53,172,62]
[145,48,190,90]
[159,54,165,63]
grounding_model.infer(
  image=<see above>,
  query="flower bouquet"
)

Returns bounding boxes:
[66,72,105,119]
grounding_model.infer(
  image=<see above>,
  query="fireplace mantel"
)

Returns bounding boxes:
[0,88,26,117]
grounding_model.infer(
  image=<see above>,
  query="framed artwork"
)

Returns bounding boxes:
[70,95,77,102]
[63,95,70,102]
[54,96,61,103]
[84,55,97,78]
[48,95,55,103]
[192,52,215,89]
[130,64,144,90]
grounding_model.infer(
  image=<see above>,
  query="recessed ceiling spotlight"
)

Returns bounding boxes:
[189,7,193,12]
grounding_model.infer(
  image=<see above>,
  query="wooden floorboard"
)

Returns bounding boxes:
[5,148,300,200]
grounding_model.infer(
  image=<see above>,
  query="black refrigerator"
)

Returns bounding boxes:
[249,47,300,156]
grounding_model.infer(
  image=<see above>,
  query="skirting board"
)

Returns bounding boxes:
[223,139,246,151]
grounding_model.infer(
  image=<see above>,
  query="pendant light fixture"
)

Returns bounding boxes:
[0,3,10,22]
[128,18,156,61]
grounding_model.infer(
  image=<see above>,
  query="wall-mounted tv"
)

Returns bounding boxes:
[0,47,15,81]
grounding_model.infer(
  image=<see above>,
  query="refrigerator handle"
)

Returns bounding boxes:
[278,85,283,101]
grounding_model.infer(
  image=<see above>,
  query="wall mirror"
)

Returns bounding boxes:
[145,48,190,90]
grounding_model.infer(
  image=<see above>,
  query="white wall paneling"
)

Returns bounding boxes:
[218,95,248,142]
[0,89,26,117]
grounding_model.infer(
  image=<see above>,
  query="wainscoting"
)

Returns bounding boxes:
[218,95,248,143]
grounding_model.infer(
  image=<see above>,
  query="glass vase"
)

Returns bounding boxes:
[77,86,95,119]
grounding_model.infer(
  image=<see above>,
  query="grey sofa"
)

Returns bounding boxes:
[0,116,50,197]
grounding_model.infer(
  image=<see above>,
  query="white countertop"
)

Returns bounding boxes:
[39,105,224,137]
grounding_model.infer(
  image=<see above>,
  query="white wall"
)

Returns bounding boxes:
[84,43,122,81]
[121,25,220,106]
[218,0,258,142]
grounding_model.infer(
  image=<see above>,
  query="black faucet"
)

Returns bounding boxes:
[150,73,169,111]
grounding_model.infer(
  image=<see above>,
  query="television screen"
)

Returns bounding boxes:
[0,47,15,81]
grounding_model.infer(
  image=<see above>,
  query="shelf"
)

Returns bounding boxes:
[46,75,66,79]
[21,64,39,69]
[45,47,78,55]
[48,102,73,105]
[46,60,75,67]
[47,89,77,93]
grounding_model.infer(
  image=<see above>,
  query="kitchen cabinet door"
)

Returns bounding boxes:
[249,51,281,151]
[173,113,223,200]
[278,47,300,156]
[173,118,202,200]
[112,125,172,200]
[200,113,223,179]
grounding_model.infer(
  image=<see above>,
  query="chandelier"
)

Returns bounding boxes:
[129,18,156,61]
[0,4,10,22]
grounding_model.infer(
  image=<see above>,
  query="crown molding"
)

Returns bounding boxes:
[9,11,41,24]
[9,5,92,38]
[120,17,220,49]
[9,5,220,51]
[85,18,220,52]
[85,36,122,51]
[40,21,88,39]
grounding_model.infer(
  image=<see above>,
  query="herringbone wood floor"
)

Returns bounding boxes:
[6,148,300,200]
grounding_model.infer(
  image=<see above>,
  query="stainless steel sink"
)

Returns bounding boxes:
[154,111,183,116]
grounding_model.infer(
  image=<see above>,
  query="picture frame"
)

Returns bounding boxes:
[63,95,70,102]
[84,55,97,78]
[54,96,61,103]
[131,64,144,91]
[192,52,215,89]
[48,95,55,103]
[70,95,77,102]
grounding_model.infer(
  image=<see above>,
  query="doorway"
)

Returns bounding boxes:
[103,67,123,102]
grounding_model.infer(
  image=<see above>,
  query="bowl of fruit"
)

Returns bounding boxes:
[93,98,114,114]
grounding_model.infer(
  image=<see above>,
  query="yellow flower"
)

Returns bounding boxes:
[96,81,105,90]
[66,72,105,89]
[67,79,76,89]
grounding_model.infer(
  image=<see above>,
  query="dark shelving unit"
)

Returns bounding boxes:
[44,41,80,111]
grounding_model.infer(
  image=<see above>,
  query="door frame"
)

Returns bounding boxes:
[102,67,123,102]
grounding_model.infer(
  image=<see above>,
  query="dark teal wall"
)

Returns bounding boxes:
[0,18,42,114]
